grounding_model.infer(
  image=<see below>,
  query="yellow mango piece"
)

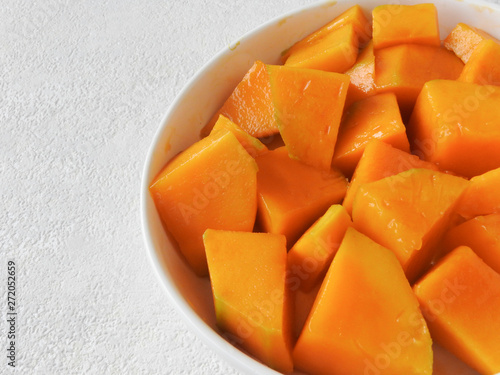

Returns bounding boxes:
[372,4,440,49]
[332,92,410,177]
[444,22,499,63]
[353,168,469,283]
[149,130,258,276]
[267,65,350,170]
[255,147,347,247]
[455,167,500,220]
[414,246,500,375]
[408,80,500,178]
[201,61,278,138]
[458,39,500,86]
[203,230,293,373]
[343,140,439,216]
[344,40,376,107]
[282,5,371,62]
[284,23,359,73]
[210,114,268,157]
[375,45,464,117]
[442,214,500,275]
[287,204,352,292]
[293,227,432,375]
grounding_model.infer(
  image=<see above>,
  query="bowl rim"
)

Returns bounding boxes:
[140,0,500,373]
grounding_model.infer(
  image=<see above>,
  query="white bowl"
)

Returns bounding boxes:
[141,1,500,374]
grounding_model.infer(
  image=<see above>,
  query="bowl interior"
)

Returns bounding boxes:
[141,0,500,373]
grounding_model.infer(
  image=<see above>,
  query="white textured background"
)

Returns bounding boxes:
[1,0,499,374]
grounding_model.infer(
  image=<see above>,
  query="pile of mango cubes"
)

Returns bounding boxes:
[150,4,500,374]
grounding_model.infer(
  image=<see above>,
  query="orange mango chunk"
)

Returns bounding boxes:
[372,4,440,50]
[267,65,350,170]
[255,147,347,247]
[455,167,500,220]
[414,246,500,375]
[375,45,464,117]
[201,61,278,138]
[293,228,432,375]
[282,5,371,62]
[287,204,352,292]
[353,168,469,283]
[343,140,439,216]
[210,114,268,157]
[203,230,293,373]
[149,130,258,276]
[332,93,410,177]
[344,40,376,107]
[442,214,500,275]
[408,80,500,178]
[458,39,500,86]
[444,22,499,63]
[284,23,359,73]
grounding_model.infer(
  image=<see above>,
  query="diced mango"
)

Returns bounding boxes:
[375,45,464,117]
[149,130,258,276]
[284,23,359,73]
[293,228,432,375]
[344,40,376,107]
[414,246,500,375]
[282,5,371,62]
[201,61,278,138]
[455,167,500,219]
[458,39,500,86]
[408,80,500,178]
[442,214,500,275]
[332,93,410,177]
[210,115,268,157]
[343,140,439,216]
[352,168,469,282]
[287,204,352,292]
[203,230,293,373]
[372,4,440,49]
[444,22,499,63]
[255,147,347,247]
[267,65,350,170]
[154,6,500,373]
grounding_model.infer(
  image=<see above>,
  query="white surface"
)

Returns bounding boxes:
[1,1,499,375]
